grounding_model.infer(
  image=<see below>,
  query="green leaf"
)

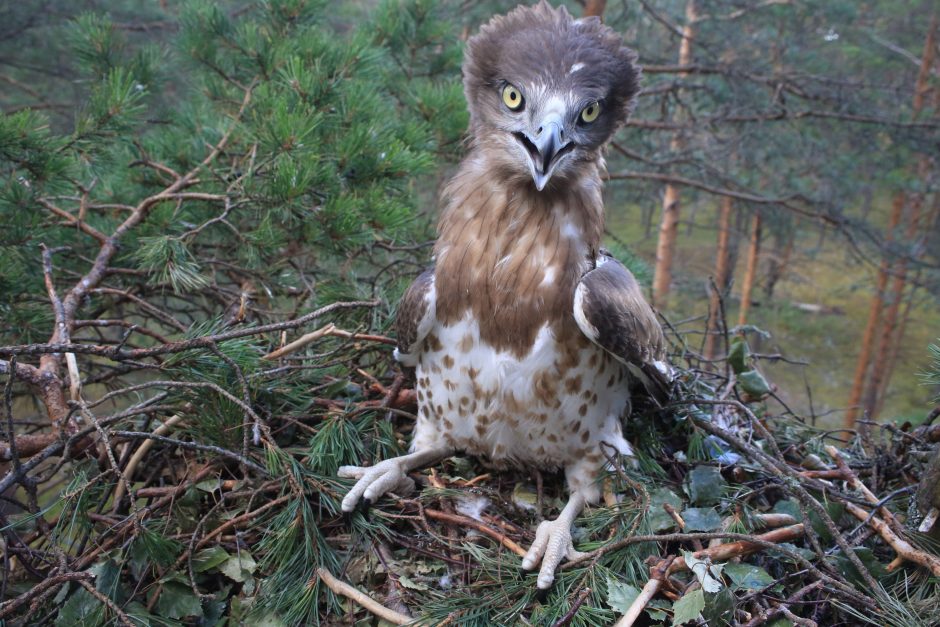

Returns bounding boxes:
[681,507,723,531]
[606,577,641,614]
[686,466,726,506]
[738,369,772,397]
[55,585,102,626]
[723,562,775,590]
[220,552,258,582]
[683,551,724,593]
[193,546,231,573]
[727,337,750,374]
[648,487,686,532]
[702,588,736,626]
[647,599,671,621]
[155,580,203,620]
[398,575,429,591]
[671,587,705,625]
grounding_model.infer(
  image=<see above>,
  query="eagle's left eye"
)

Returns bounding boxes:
[502,84,524,111]
[580,102,601,123]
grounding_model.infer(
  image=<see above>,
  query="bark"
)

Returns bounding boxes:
[737,211,762,328]
[651,0,697,307]
[764,230,794,300]
[844,193,905,430]
[582,0,607,19]
[705,197,733,360]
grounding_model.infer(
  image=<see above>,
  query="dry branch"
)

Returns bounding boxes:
[316,567,411,625]
[613,556,675,627]
[423,507,528,557]
[843,501,940,577]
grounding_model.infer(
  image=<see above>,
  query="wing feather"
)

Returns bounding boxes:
[394,269,436,367]
[574,253,671,403]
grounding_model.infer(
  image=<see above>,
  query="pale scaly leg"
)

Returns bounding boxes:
[521,491,588,589]
[338,447,452,513]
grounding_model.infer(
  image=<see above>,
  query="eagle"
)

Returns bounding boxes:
[339,1,668,590]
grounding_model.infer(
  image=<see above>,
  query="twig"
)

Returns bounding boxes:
[824,445,904,533]
[111,414,184,509]
[552,586,593,627]
[842,501,940,577]
[614,556,675,627]
[79,403,137,514]
[423,508,527,557]
[740,581,823,627]
[110,431,268,475]
[263,323,396,360]
[0,571,94,619]
[316,567,411,625]
[667,524,805,574]
[1,300,381,361]
[76,579,135,627]
[680,401,882,593]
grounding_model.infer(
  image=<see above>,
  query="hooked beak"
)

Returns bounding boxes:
[513,113,573,191]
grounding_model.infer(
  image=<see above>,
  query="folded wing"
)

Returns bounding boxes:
[573,253,671,404]
[394,269,436,367]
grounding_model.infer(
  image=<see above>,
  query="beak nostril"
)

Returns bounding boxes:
[537,126,543,135]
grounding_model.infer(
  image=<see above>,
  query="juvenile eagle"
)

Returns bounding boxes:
[340,1,667,589]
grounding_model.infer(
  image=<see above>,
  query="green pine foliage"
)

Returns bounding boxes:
[1,1,939,625]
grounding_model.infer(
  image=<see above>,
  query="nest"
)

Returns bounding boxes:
[1,314,939,627]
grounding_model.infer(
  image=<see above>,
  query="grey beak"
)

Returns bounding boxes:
[522,114,570,191]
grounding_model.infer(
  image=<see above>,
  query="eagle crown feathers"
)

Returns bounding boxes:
[462,1,641,190]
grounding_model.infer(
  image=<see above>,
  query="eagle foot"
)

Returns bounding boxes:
[337,447,452,514]
[520,492,588,590]
[338,458,416,513]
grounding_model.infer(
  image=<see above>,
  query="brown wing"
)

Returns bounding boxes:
[394,268,435,367]
[573,253,671,404]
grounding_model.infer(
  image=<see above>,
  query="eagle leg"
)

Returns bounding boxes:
[521,491,588,589]
[338,447,451,513]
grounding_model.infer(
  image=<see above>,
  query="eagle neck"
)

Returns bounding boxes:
[433,154,605,356]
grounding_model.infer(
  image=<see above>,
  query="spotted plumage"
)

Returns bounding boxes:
[340,1,669,590]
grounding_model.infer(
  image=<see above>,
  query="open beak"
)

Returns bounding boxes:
[513,113,573,191]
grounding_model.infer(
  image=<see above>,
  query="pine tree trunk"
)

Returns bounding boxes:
[652,0,697,307]
[870,168,939,418]
[844,193,905,430]
[764,231,794,300]
[858,13,937,422]
[705,197,733,360]
[737,211,762,328]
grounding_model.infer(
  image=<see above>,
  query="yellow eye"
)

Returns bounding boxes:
[502,84,524,111]
[580,101,601,123]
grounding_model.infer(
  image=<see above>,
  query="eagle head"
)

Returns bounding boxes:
[463,1,640,192]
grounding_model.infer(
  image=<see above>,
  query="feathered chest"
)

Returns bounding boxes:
[410,314,632,471]
[433,168,603,356]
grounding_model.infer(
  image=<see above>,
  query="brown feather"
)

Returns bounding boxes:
[435,157,604,356]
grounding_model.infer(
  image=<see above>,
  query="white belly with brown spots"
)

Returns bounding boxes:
[409,313,632,501]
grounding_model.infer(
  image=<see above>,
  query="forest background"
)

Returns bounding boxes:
[0,0,939,625]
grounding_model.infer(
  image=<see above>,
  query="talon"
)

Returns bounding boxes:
[342,511,354,527]
[535,587,550,603]
[358,497,373,518]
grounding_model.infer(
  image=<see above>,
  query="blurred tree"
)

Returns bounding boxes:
[0,0,466,622]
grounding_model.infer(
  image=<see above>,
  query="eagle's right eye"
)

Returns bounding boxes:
[502,84,524,111]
